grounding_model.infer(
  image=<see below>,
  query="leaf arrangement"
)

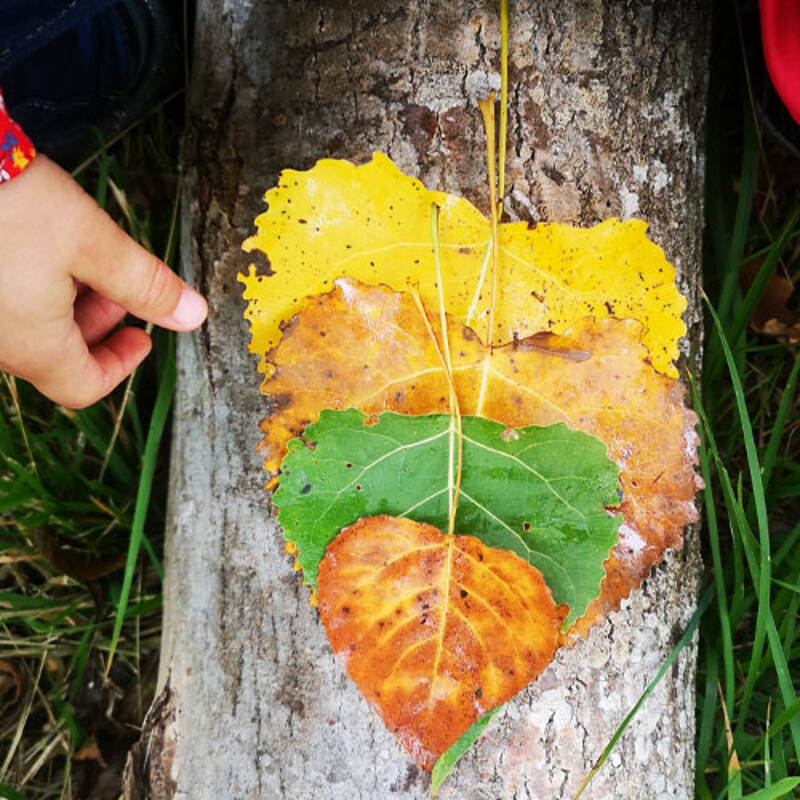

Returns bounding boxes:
[239,149,701,781]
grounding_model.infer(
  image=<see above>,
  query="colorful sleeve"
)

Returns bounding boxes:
[0,87,36,184]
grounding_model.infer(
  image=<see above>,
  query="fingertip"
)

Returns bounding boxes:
[164,286,208,331]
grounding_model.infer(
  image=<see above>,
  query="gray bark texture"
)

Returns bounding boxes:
[139,2,709,798]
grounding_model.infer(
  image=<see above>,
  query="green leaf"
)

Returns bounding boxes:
[0,783,30,800]
[275,409,621,627]
[430,706,501,796]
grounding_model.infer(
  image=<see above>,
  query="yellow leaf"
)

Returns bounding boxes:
[240,153,686,377]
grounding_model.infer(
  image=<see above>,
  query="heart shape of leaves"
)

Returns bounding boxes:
[317,515,565,770]
[239,152,701,783]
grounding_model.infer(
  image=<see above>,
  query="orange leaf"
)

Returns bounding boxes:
[317,515,565,769]
[261,280,701,633]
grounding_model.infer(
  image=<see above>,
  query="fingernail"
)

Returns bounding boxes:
[171,288,208,329]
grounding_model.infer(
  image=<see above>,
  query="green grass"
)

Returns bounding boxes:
[2,2,800,798]
[0,103,183,798]
[693,4,800,795]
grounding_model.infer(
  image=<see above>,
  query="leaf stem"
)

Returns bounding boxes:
[410,205,463,537]
[431,204,454,378]
[478,96,500,351]
[498,0,509,210]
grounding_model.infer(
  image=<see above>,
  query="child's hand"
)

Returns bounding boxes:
[0,155,207,408]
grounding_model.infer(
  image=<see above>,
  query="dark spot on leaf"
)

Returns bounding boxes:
[346,462,353,468]
[459,247,471,254]
[522,521,531,532]
[356,485,363,491]
[460,589,468,598]
[475,688,482,698]
[300,483,312,495]
[298,218,307,224]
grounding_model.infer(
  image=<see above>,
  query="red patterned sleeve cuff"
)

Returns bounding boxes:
[0,88,36,184]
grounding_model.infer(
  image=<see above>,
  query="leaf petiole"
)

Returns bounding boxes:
[412,204,464,537]
[498,0,509,210]
[478,95,501,352]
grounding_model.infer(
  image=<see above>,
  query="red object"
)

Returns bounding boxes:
[761,0,800,124]
[0,87,36,184]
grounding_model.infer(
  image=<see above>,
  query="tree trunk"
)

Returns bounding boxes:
[137,2,708,797]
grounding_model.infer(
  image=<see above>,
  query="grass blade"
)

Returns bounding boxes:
[430,706,501,796]
[572,587,712,800]
[739,777,800,800]
[105,332,175,673]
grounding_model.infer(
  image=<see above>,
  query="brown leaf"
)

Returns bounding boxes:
[32,529,126,583]
[0,659,24,701]
[317,515,565,769]
[740,260,800,340]
[260,280,701,633]
[74,738,107,766]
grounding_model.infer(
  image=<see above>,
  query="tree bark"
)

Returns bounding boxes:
[140,2,709,798]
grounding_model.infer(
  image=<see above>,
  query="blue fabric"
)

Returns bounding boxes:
[0,1,150,103]
[0,0,176,164]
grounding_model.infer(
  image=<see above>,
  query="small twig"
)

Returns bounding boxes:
[2,374,38,478]
[0,650,47,781]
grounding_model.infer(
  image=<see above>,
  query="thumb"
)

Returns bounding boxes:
[70,195,207,330]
